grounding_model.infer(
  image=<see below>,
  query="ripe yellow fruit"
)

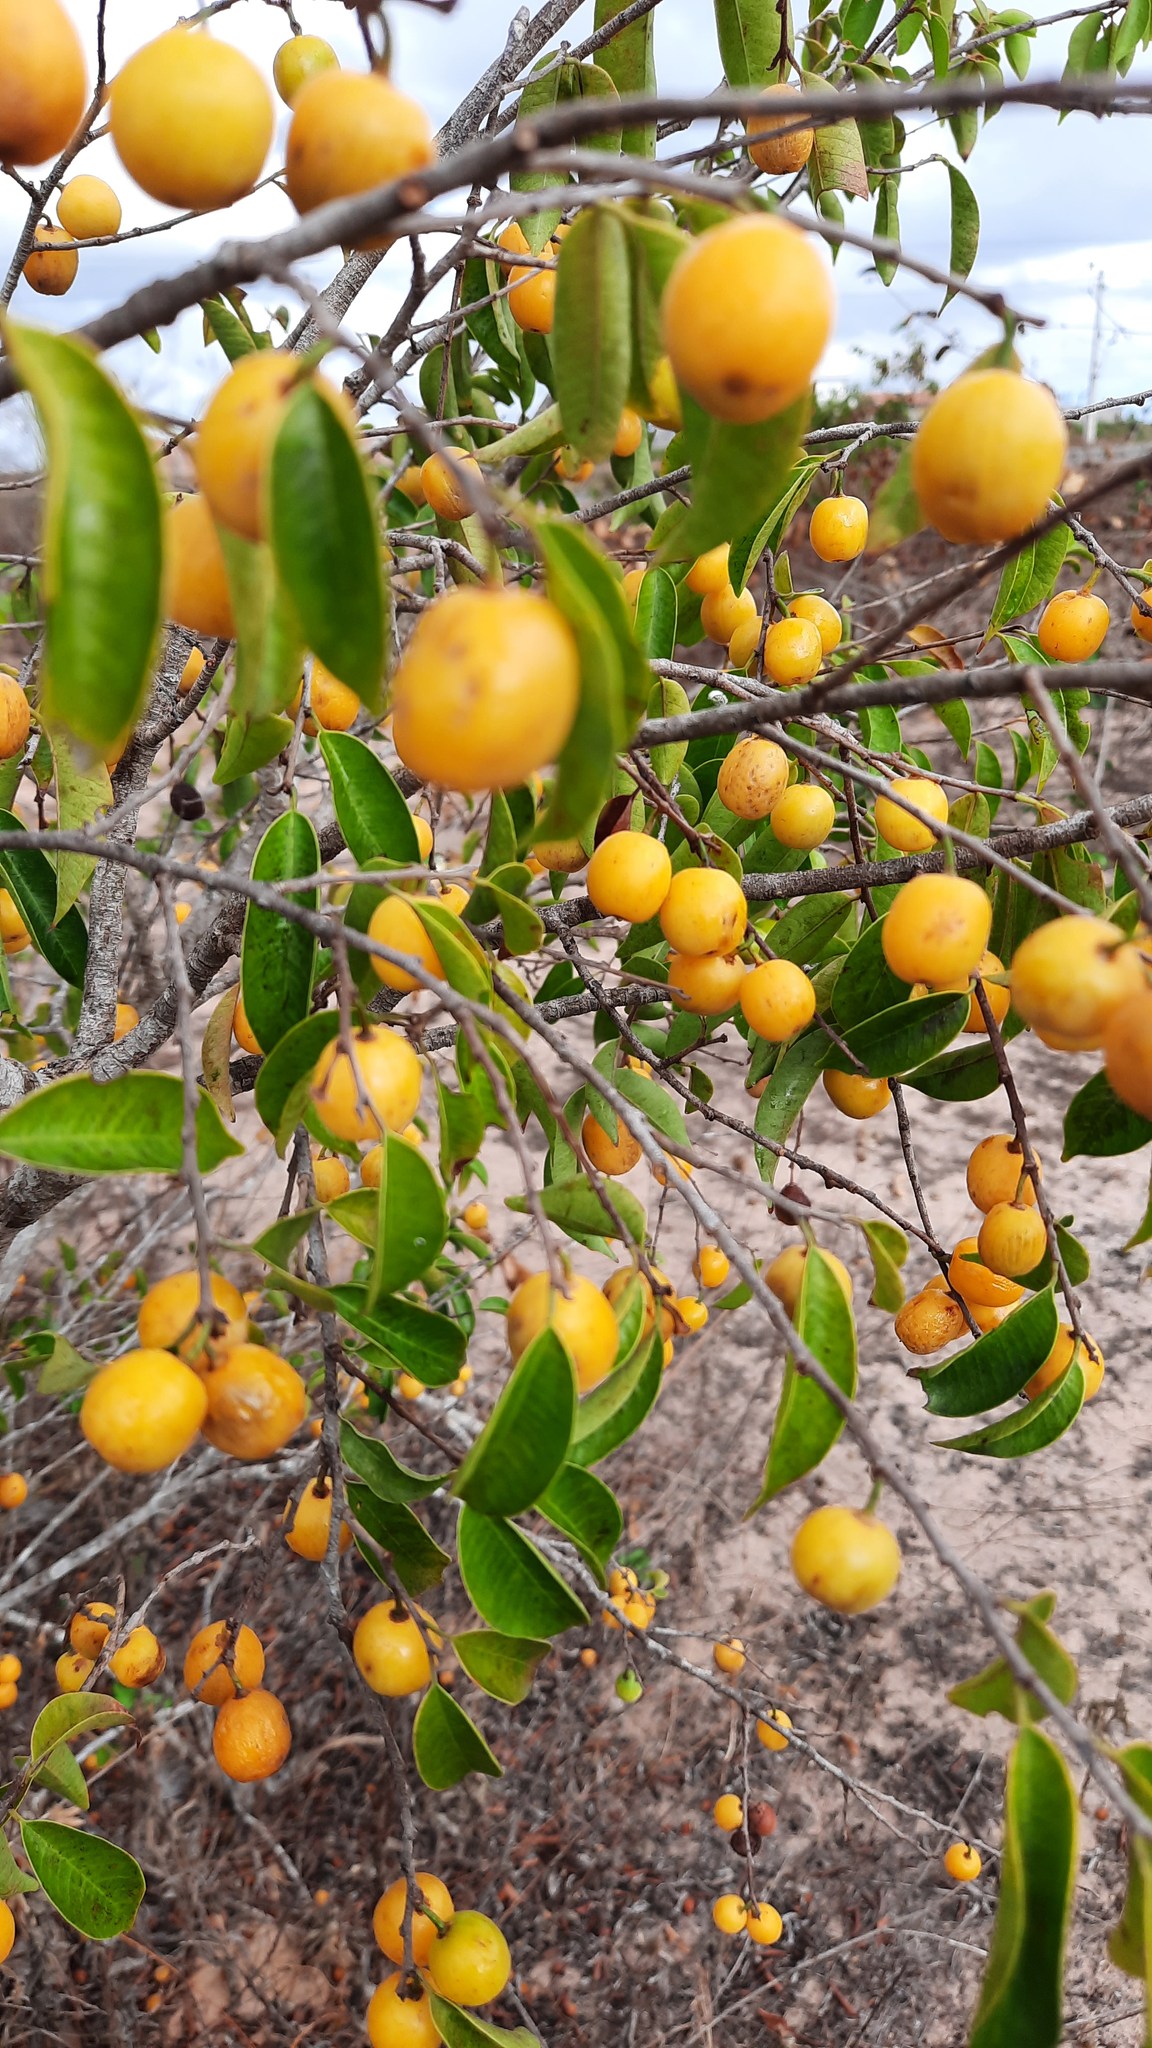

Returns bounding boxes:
[366,1975,441,2048]
[313,1154,351,1205]
[586,832,672,923]
[685,544,731,597]
[292,660,360,735]
[0,1896,14,1962]
[81,1349,208,1472]
[421,450,483,523]
[717,739,789,820]
[966,1133,1038,1212]
[770,784,836,851]
[286,69,435,249]
[0,889,29,955]
[809,496,868,563]
[740,959,816,1042]
[659,868,747,957]
[613,408,644,458]
[273,34,338,108]
[882,873,992,986]
[667,950,746,1015]
[912,368,1067,545]
[697,1246,730,1289]
[894,1288,967,1354]
[507,1271,619,1393]
[393,587,579,794]
[944,1841,982,1883]
[1132,581,1152,644]
[427,1911,512,2007]
[233,991,261,1057]
[789,591,842,654]
[948,1237,1023,1310]
[113,1002,138,1042]
[111,29,273,211]
[70,1602,114,1661]
[701,582,757,645]
[202,1344,307,1460]
[1025,1323,1104,1401]
[1037,588,1109,662]
[747,1902,784,1947]
[194,352,320,543]
[183,1620,264,1706]
[0,0,87,166]
[677,1294,708,1333]
[791,1504,901,1614]
[411,814,434,862]
[533,834,588,875]
[582,1111,642,1177]
[178,645,206,697]
[213,1688,292,1782]
[823,1069,891,1120]
[23,224,78,297]
[639,354,682,431]
[0,1655,19,1687]
[56,1651,93,1693]
[0,1683,17,1710]
[964,950,1011,1033]
[0,678,28,762]
[763,616,824,686]
[57,175,121,241]
[284,1476,352,1561]
[766,1245,852,1319]
[354,1602,435,1697]
[714,1792,743,1830]
[756,1707,793,1753]
[109,1625,165,1690]
[712,1894,748,1934]
[1104,987,1152,1117]
[874,778,949,854]
[0,1473,26,1510]
[713,1637,745,1674]
[977,1200,1047,1279]
[556,447,594,484]
[310,1028,423,1143]
[663,215,834,425]
[727,612,767,670]
[138,1268,248,1363]
[1010,914,1144,1044]
[620,566,646,608]
[368,894,445,993]
[462,1200,488,1232]
[507,249,557,334]
[748,83,814,173]
[165,496,235,640]
[374,1872,454,1966]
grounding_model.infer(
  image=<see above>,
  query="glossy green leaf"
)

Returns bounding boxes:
[827,992,969,1079]
[507,1173,646,1248]
[537,1461,623,1582]
[728,458,823,594]
[0,1832,38,1900]
[318,732,419,866]
[935,1357,1084,1457]
[595,0,656,152]
[624,209,690,408]
[253,1009,339,1152]
[218,526,303,722]
[34,1743,90,1812]
[364,1132,448,1301]
[919,1287,1058,1417]
[770,892,853,967]
[808,90,869,201]
[428,1992,538,2048]
[35,1332,97,1397]
[969,1727,1076,2048]
[831,913,904,1029]
[20,1820,144,1941]
[537,518,648,838]
[867,442,925,552]
[241,809,319,1055]
[874,175,900,284]
[633,569,679,662]
[0,807,86,985]
[943,163,980,306]
[347,1484,450,1594]
[1063,1067,1152,1159]
[332,1286,466,1384]
[5,325,161,751]
[412,1683,502,1790]
[906,1038,1003,1102]
[270,382,386,707]
[340,1420,448,1502]
[1108,1745,1152,2003]
[0,1072,242,1176]
[569,1328,663,1467]
[52,738,110,922]
[410,898,492,1004]
[714,0,789,81]
[754,1029,828,1184]
[989,520,1069,633]
[31,1693,132,1766]
[457,1506,588,1636]
[214,710,291,785]
[949,1593,1078,1726]
[453,1629,551,1705]
[554,206,632,462]
[454,1330,575,1517]
[860,1219,906,1312]
[667,389,810,560]
[751,1248,857,1508]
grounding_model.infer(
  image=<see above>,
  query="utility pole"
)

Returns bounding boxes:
[1084,271,1106,445]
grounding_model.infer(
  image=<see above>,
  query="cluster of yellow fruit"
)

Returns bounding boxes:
[1011,912,1152,1115]
[0,1649,22,1714]
[681,539,845,689]
[368,1874,512,2048]
[504,1245,730,1395]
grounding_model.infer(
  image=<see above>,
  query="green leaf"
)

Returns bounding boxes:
[667,389,810,560]
[1108,1745,1152,1995]
[554,207,632,463]
[0,1072,242,1176]
[218,527,303,723]
[538,1463,623,1580]
[427,1992,538,2048]
[340,1420,447,1501]
[52,737,110,921]
[906,1038,1003,1102]
[613,1066,689,1149]
[0,809,87,986]
[569,1328,663,1467]
[365,1132,448,1299]
[807,88,869,202]
[31,1693,131,1767]
[214,710,291,785]
[750,1248,857,1508]
[410,898,492,1004]
[34,1742,90,1811]
[4,325,161,752]
[537,519,648,838]
[943,164,980,306]
[19,1819,144,1941]
[594,0,657,153]
[0,1832,38,1900]
[253,1009,339,1152]
[969,1727,1077,2048]
[770,892,852,967]
[1063,1068,1152,1158]
[332,1286,466,1384]
[634,569,679,662]
[624,209,690,408]
[935,1357,1084,1457]
[271,383,386,708]
[989,522,1069,633]
[35,1332,97,1396]
[949,1594,1078,1727]
[457,1507,588,1636]
[754,1029,828,1184]
[507,1173,646,1248]
[318,732,418,866]
[453,1630,551,1705]
[510,59,568,247]
[874,176,900,285]
[831,913,905,1029]
[866,443,924,552]
[714,0,789,82]
[202,296,258,361]
[728,458,824,593]
[827,992,969,1079]
[346,1484,450,1594]
[454,1329,575,1517]
[919,1288,1058,1417]
[412,1683,502,1790]
[861,1219,906,1312]
[240,809,319,1056]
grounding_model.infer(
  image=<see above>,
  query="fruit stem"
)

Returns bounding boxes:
[864,1476,884,1515]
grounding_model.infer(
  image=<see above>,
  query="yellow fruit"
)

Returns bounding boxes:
[0,1682,16,1710]
[462,1200,488,1231]
[81,1349,208,1472]
[714,1793,743,1830]
[791,1504,901,1614]
[556,447,594,484]
[746,1902,784,1947]
[0,888,29,955]
[766,1245,852,1319]
[420,451,483,523]
[728,612,766,670]
[138,1268,248,1363]
[0,1473,25,1511]
[685,545,731,597]
[663,215,834,424]
[1132,580,1152,644]
[70,1602,114,1661]
[1011,915,1144,1043]
[23,224,78,297]
[770,784,836,851]
[874,778,949,854]
[178,645,206,697]
[55,1651,93,1693]
[366,1975,441,2048]
[966,1133,1038,1212]
[659,868,747,957]
[426,1911,512,2007]
[944,1842,982,1882]
[109,1625,165,1690]
[283,1477,353,1563]
[582,1111,642,1177]
[354,1601,435,1697]
[713,1636,745,1673]
[57,175,121,240]
[894,1289,967,1354]
[763,616,823,686]
[313,1154,351,1205]
[586,832,672,923]
[367,895,445,993]
[111,29,273,210]
[667,950,746,1015]
[912,368,1067,544]
[789,591,842,653]
[809,495,868,563]
[508,259,556,334]
[507,1272,619,1394]
[393,587,579,793]
[291,660,360,735]
[373,1872,454,1966]
[977,1200,1047,1279]
[113,1002,138,1042]
[882,874,992,986]
[748,83,814,173]
[1037,588,1109,662]
[948,1237,1023,1310]
[0,0,87,166]
[965,950,1011,1033]
[0,1655,20,1685]
[1025,1323,1104,1401]
[361,1143,384,1189]
[620,566,646,608]
[183,1620,264,1706]
[0,677,30,762]
[696,1246,730,1289]
[740,959,816,1042]
[822,1069,891,1120]
[756,1707,793,1753]
[640,355,682,431]
[613,408,644,458]
[677,1295,708,1332]
[194,352,320,543]
[273,34,338,108]
[285,69,435,249]
[310,1028,423,1143]
[213,1688,292,1782]
[233,991,261,1057]
[712,1894,748,1935]
[717,739,789,820]
[1104,987,1152,1117]
[700,582,757,648]
[533,834,588,874]
[411,814,434,861]
[202,1344,307,1460]
[165,495,235,640]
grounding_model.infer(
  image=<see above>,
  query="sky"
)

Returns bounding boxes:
[0,0,1148,462]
